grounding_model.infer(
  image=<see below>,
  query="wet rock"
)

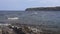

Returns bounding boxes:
[12,26,25,34]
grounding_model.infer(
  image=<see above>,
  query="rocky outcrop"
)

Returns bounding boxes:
[25,6,60,11]
[1,24,60,34]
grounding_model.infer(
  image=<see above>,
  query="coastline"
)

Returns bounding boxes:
[25,6,60,11]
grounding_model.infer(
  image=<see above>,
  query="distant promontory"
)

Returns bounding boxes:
[25,6,60,11]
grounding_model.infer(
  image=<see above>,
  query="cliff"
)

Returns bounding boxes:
[25,7,60,11]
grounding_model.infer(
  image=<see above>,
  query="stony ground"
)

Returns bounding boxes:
[0,24,60,34]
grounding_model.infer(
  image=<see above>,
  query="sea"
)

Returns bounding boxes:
[0,11,60,31]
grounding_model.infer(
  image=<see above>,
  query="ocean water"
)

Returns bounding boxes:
[0,11,60,28]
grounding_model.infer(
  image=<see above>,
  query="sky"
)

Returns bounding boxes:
[0,0,60,10]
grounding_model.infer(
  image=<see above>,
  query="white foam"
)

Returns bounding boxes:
[32,12,38,14]
[0,24,11,26]
[8,17,19,20]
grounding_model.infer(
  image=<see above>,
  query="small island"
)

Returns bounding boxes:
[25,6,60,11]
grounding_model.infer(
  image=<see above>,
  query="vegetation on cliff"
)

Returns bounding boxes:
[25,6,60,11]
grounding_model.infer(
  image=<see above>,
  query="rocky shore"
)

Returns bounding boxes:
[0,24,59,34]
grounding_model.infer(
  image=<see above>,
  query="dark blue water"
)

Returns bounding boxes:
[0,11,60,29]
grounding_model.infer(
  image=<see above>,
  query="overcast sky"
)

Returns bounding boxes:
[0,0,60,10]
